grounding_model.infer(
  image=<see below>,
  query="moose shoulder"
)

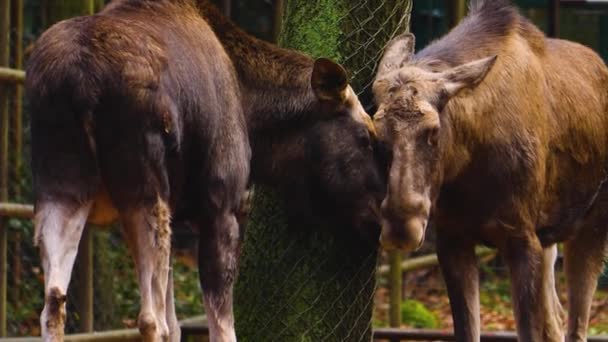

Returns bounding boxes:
[373,0,608,341]
[26,1,384,341]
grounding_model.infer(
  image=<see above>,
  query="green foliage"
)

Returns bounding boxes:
[400,300,438,329]
[6,217,42,336]
[173,261,204,318]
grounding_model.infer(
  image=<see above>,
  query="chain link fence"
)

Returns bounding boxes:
[339,0,412,108]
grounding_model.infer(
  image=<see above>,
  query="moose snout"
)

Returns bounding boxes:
[379,195,430,252]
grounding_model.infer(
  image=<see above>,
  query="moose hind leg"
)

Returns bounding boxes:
[165,263,181,342]
[199,156,249,340]
[564,223,608,342]
[36,201,92,342]
[199,205,241,342]
[122,198,172,342]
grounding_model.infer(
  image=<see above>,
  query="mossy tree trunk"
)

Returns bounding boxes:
[234,1,411,341]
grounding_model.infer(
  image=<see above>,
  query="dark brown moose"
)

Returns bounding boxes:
[373,1,608,341]
[26,1,384,341]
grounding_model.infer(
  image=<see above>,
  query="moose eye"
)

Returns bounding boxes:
[426,127,439,147]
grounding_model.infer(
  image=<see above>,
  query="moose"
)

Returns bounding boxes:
[26,0,385,341]
[373,0,608,341]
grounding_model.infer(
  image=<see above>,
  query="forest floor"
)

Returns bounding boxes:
[373,255,608,336]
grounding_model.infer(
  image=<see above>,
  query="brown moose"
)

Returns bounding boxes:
[373,1,608,341]
[26,1,384,341]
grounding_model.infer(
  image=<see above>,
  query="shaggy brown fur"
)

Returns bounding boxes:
[26,1,384,341]
[373,1,608,341]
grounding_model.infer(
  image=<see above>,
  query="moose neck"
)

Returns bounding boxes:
[197,1,318,131]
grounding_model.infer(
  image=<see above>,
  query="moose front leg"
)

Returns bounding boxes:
[503,233,545,342]
[564,223,608,342]
[437,232,480,342]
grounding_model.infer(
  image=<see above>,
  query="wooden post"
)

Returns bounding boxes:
[219,0,231,17]
[451,0,467,27]
[10,0,24,305]
[600,14,608,62]
[548,0,560,38]
[95,0,104,12]
[75,227,94,333]
[69,2,96,333]
[85,0,94,15]
[73,3,95,333]
[40,0,48,29]
[0,0,11,336]
[272,0,284,43]
[388,251,402,329]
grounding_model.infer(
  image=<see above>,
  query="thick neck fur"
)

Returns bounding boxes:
[195,0,318,131]
[412,2,547,182]
[414,1,544,67]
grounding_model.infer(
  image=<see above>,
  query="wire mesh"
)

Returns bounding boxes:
[338,0,412,108]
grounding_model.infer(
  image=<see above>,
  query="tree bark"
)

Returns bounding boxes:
[234,1,411,340]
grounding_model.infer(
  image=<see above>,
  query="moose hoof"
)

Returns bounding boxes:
[138,312,159,341]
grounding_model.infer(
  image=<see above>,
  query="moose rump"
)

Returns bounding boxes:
[27,4,249,341]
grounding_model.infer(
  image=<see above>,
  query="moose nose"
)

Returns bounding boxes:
[402,192,431,218]
[379,194,431,252]
[381,192,430,219]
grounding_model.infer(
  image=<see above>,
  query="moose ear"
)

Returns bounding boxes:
[377,33,415,77]
[311,58,349,103]
[440,55,498,97]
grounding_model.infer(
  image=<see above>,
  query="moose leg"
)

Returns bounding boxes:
[437,233,480,342]
[36,201,92,342]
[122,198,172,342]
[563,225,607,342]
[541,245,565,341]
[503,234,544,342]
[165,263,181,342]
[198,201,242,342]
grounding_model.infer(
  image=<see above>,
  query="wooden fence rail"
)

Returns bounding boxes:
[0,67,25,84]
[2,323,608,342]
[0,203,33,219]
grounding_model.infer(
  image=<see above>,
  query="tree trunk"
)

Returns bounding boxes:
[234,1,411,340]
